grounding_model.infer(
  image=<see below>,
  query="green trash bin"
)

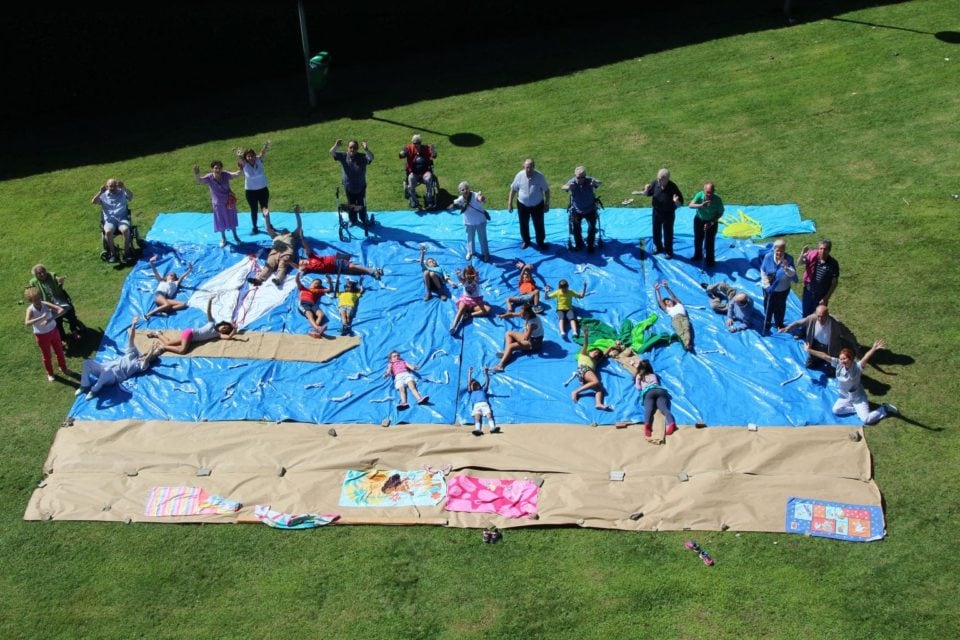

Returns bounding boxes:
[308,51,331,90]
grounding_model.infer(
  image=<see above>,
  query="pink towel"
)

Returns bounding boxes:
[444,476,539,518]
[144,486,240,516]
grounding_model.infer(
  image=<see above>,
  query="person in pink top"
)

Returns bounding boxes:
[382,350,430,410]
[24,286,73,382]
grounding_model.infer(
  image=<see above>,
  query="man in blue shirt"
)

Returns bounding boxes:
[92,178,134,263]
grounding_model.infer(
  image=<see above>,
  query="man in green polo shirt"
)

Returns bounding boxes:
[689,181,724,267]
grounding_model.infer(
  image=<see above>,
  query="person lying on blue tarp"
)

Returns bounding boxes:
[76,315,161,401]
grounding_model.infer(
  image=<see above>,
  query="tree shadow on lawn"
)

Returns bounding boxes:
[3,0,910,179]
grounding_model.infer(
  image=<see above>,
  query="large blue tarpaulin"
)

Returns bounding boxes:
[69,205,856,427]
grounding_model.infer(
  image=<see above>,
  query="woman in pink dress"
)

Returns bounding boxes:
[193,160,242,247]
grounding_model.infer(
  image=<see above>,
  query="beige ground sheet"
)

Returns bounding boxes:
[25,420,881,532]
[133,331,359,362]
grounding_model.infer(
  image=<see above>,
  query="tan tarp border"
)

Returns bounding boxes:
[24,420,881,533]
[133,331,359,362]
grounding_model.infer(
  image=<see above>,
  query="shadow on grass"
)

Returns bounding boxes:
[829,16,960,43]
[3,0,911,180]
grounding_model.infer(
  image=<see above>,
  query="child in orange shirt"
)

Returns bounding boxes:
[295,272,332,337]
[500,261,544,316]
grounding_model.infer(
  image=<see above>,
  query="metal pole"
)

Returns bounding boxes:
[297,0,315,108]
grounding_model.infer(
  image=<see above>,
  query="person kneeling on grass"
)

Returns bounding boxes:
[805,339,899,425]
[492,304,544,372]
[147,297,237,354]
[570,326,612,411]
[466,366,499,436]
[77,315,162,400]
[383,350,429,410]
[295,272,332,337]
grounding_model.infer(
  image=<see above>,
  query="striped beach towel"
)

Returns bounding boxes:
[144,486,241,517]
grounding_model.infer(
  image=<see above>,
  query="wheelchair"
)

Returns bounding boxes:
[100,208,144,264]
[567,195,605,251]
[336,187,375,241]
[403,164,440,211]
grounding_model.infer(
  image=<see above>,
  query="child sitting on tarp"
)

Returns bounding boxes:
[383,350,430,410]
[295,272,332,337]
[466,366,499,436]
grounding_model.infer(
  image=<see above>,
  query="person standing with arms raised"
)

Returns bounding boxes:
[330,139,374,227]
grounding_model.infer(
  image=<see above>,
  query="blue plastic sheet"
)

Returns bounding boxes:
[70,205,857,427]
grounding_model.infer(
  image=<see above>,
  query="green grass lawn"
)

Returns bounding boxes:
[2,2,958,638]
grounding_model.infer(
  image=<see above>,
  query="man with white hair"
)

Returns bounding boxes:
[781,304,857,376]
[507,158,551,250]
[561,166,601,253]
[399,134,437,209]
[92,178,134,263]
[641,168,683,258]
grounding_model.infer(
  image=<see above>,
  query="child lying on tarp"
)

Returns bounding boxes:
[147,296,237,354]
[383,350,430,410]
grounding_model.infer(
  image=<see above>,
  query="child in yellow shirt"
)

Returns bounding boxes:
[335,277,364,335]
[545,278,588,338]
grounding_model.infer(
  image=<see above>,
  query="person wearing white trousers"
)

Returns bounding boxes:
[450,181,490,262]
[805,338,899,425]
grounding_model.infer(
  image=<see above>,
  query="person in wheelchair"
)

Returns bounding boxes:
[92,178,134,263]
[330,138,374,226]
[561,166,601,253]
[399,134,437,209]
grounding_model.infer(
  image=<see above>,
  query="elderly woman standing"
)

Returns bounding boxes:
[30,264,86,341]
[194,161,242,247]
[449,181,490,262]
[760,239,798,334]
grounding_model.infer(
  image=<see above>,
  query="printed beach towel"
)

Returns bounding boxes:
[785,497,885,542]
[339,469,447,507]
[444,476,539,518]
